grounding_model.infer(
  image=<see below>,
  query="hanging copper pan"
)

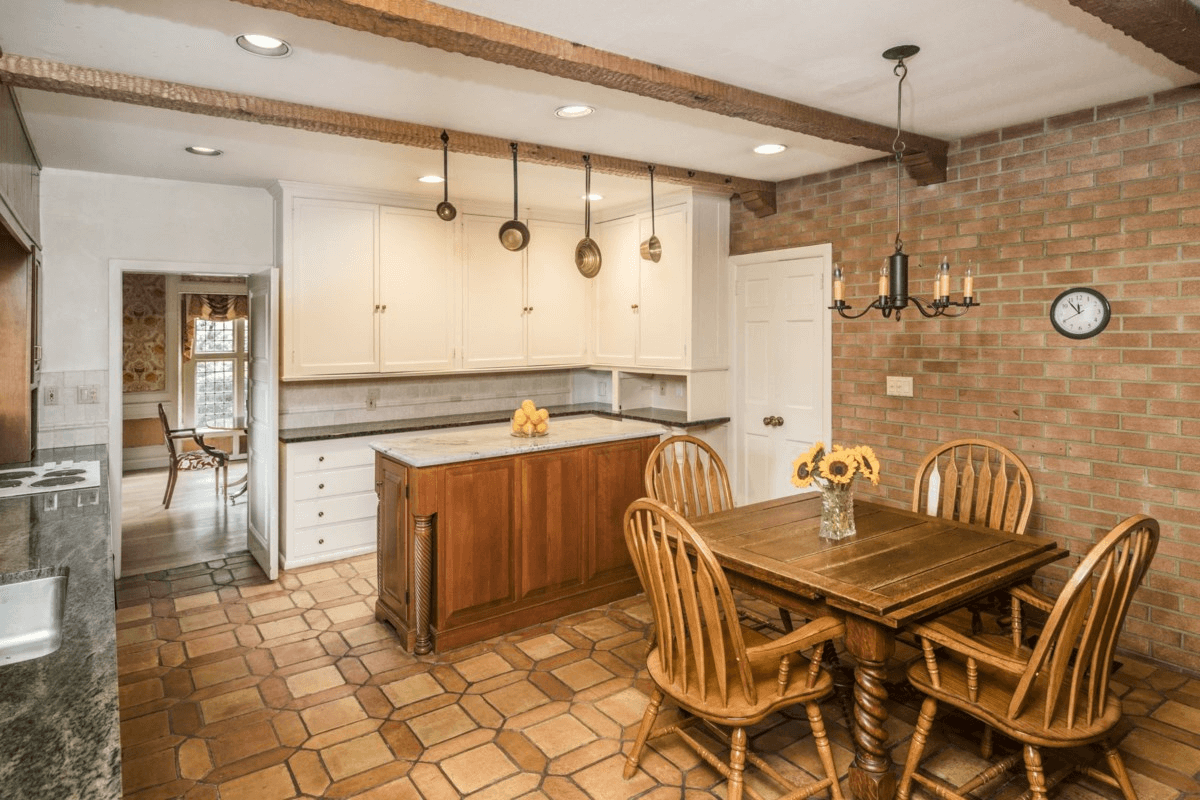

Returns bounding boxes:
[575,155,602,277]
[499,142,530,251]
[640,164,662,262]
[435,130,457,221]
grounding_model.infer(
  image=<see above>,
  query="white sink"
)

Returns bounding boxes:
[0,567,69,666]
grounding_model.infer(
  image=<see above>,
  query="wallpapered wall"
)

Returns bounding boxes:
[122,273,166,393]
[729,85,1200,675]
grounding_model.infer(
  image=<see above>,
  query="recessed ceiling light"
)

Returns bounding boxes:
[555,105,595,119]
[185,146,223,156]
[582,193,603,201]
[236,34,291,58]
[753,144,787,155]
[418,175,444,184]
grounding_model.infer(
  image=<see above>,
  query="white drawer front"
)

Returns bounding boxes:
[294,465,375,500]
[291,519,376,557]
[294,492,378,528]
[293,441,376,473]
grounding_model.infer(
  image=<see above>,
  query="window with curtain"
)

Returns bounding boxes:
[182,294,248,428]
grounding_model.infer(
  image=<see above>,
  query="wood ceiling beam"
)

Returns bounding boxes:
[230,0,949,185]
[0,53,777,213]
[1067,0,1200,74]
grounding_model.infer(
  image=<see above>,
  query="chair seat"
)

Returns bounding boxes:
[907,651,1122,749]
[648,622,835,726]
[177,451,222,471]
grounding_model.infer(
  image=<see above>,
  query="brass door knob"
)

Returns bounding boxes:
[763,416,772,426]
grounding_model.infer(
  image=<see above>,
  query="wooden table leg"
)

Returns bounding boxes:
[845,617,896,800]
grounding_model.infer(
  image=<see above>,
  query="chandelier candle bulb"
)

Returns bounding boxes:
[938,259,951,299]
[879,265,889,298]
[832,265,845,302]
[963,267,975,300]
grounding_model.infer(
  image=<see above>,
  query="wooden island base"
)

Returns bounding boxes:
[373,426,660,654]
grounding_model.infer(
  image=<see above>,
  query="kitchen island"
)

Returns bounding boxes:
[372,416,664,653]
[0,445,120,799]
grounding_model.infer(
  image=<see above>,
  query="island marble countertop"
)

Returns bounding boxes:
[0,445,121,799]
[371,415,666,467]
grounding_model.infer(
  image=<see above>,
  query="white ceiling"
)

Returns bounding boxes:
[3,0,1196,210]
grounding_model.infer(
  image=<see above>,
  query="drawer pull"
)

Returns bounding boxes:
[318,538,325,545]
[318,511,324,518]
[318,483,325,490]
[319,456,325,462]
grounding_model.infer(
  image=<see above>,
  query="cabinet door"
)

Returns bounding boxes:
[592,215,639,365]
[587,437,652,583]
[462,214,526,369]
[526,220,590,366]
[379,207,457,372]
[636,205,688,368]
[519,448,586,599]
[376,458,409,632]
[438,459,518,629]
[288,198,378,375]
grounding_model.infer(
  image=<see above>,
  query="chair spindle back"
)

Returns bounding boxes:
[644,436,733,520]
[624,498,756,707]
[913,439,1033,535]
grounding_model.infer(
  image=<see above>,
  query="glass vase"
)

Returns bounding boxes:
[819,486,856,540]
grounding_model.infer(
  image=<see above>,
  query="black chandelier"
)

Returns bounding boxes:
[831,45,977,321]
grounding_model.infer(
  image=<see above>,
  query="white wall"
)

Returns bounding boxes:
[38,169,274,445]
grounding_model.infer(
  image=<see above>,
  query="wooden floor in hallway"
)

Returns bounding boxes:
[122,463,248,576]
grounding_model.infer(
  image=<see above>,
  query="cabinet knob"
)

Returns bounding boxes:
[318,511,324,518]
[527,306,533,313]
[318,456,325,462]
[763,416,772,426]
[318,538,325,545]
[774,416,785,427]
[318,483,325,490]
[374,304,380,312]
[631,304,639,311]
[381,305,387,312]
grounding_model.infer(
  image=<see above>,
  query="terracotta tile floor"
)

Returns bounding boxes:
[115,553,1200,800]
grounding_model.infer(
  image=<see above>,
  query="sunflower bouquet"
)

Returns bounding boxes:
[791,442,881,539]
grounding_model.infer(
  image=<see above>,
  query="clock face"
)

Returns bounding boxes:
[1050,288,1111,339]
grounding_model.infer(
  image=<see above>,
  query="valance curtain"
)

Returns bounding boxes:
[181,294,249,362]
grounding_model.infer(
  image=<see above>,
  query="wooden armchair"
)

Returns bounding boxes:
[898,515,1159,800]
[157,403,227,509]
[622,498,845,800]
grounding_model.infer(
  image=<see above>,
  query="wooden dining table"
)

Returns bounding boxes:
[690,493,1066,800]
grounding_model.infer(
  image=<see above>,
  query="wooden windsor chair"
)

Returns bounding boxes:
[898,515,1159,800]
[622,498,845,800]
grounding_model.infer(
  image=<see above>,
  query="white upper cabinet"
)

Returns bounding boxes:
[462,214,527,369]
[526,219,591,366]
[288,198,378,377]
[592,193,728,371]
[379,207,457,373]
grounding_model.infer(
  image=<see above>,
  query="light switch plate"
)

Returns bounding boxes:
[886,376,914,397]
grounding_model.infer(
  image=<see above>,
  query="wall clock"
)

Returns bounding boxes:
[1049,287,1111,339]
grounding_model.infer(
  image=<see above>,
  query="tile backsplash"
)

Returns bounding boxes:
[36,370,110,447]
[279,369,606,430]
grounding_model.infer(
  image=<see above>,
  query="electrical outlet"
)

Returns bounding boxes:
[598,380,608,398]
[77,385,98,404]
[44,387,58,405]
[886,376,914,397]
[366,387,380,410]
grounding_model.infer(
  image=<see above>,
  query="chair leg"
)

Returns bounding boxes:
[980,725,994,759]
[1102,741,1139,800]
[898,696,938,800]
[728,726,748,800]
[163,463,178,509]
[806,701,844,800]
[623,687,664,779]
[779,608,794,632]
[1023,745,1048,800]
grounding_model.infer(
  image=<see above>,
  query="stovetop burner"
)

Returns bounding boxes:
[0,461,101,499]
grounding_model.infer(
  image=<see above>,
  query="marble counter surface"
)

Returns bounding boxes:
[280,403,728,444]
[0,445,121,800]
[371,415,666,467]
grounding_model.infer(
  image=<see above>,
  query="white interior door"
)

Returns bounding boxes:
[247,268,279,580]
[733,246,831,504]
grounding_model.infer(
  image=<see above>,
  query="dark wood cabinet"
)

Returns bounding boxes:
[375,434,658,652]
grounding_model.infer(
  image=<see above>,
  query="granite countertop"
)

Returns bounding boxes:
[0,445,121,800]
[279,402,728,444]
[372,416,667,467]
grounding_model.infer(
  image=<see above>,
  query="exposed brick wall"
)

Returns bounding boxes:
[730,86,1200,675]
